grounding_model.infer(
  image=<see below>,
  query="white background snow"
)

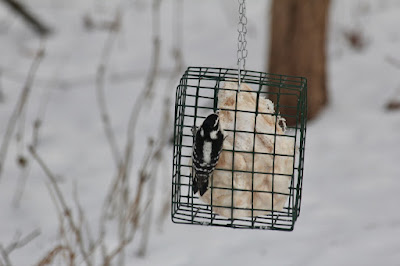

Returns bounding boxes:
[1,0,400,265]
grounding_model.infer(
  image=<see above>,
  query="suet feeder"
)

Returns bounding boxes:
[171,67,307,231]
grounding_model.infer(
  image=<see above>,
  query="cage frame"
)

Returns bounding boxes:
[172,66,307,231]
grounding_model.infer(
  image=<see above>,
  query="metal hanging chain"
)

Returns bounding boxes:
[237,0,248,89]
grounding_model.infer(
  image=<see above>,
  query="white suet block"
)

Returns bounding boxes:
[199,82,295,219]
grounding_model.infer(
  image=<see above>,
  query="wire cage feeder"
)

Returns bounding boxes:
[172,67,307,231]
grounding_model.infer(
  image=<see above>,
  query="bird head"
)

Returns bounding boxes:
[201,113,220,134]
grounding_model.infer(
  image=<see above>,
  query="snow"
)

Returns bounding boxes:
[1,0,400,265]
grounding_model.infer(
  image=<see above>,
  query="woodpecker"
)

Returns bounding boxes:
[192,113,225,196]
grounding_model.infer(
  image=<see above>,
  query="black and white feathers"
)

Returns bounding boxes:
[192,113,225,196]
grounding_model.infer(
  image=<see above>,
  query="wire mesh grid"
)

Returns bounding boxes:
[172,67,307,231]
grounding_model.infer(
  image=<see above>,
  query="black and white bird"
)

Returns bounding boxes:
[192,113,225,196]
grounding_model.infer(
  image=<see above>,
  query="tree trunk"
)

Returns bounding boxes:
[268,0,330,125]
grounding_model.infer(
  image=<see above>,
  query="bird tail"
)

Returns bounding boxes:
[189,158,209,196]
[199,180,208,196]
[192,174,198,194]
[193,174,208,196]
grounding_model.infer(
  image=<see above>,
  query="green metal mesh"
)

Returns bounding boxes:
[172,67,307,231]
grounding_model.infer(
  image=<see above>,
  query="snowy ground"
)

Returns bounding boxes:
[1,0,400,265]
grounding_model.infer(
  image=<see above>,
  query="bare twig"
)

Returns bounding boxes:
[72,183,85,237]
[11,97,31,205]
[11,161,31,208]
[137,98,172,257]
[96,10,122,168]
[113,0,162,211]
[0,229,40,266]
[48,183,76,264]
[383,57,400,110]
[128,139,155,228]
[31,86,52,148]
[386,100,400,110]
[134,91,174,256]
[0,43,45,180]
[13,80,53,207]
[0,245,11,266]
[139,0,185,245]
[118,0,162,189]
[93,8,131,266]
[98,2,164,264]
[0,70,4,103]
[29,146,92,266]
[122,0,162,252]
[136,158,158,257]
[4,229,40,255]
[103,235,134,266]
[1,0,51,36]
[156,0,184,232]
[12,98,31,207]
[72,181,99,261]
[29,146,70,223]
[0,0,185,264]
[35,245,74,266]
[130,0,184,256]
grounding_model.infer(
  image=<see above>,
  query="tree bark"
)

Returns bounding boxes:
[268,0,330,125]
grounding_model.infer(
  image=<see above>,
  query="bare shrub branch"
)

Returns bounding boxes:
[1,0,51,36]
[2,0,185,264]
[386,100,400,111]
[0,70,4,103]
[0,229,40,266]
[13,77,53,207]
[29,146,92,266]
[0,245,11,266]
[35,245,74,266]
[4,229,40,254]
[0,42,45,180]
[97,1,164,264]
[96,10,123,168]
[155,0,184,232]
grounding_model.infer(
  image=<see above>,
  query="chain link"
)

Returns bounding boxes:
[237,0,248,88]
